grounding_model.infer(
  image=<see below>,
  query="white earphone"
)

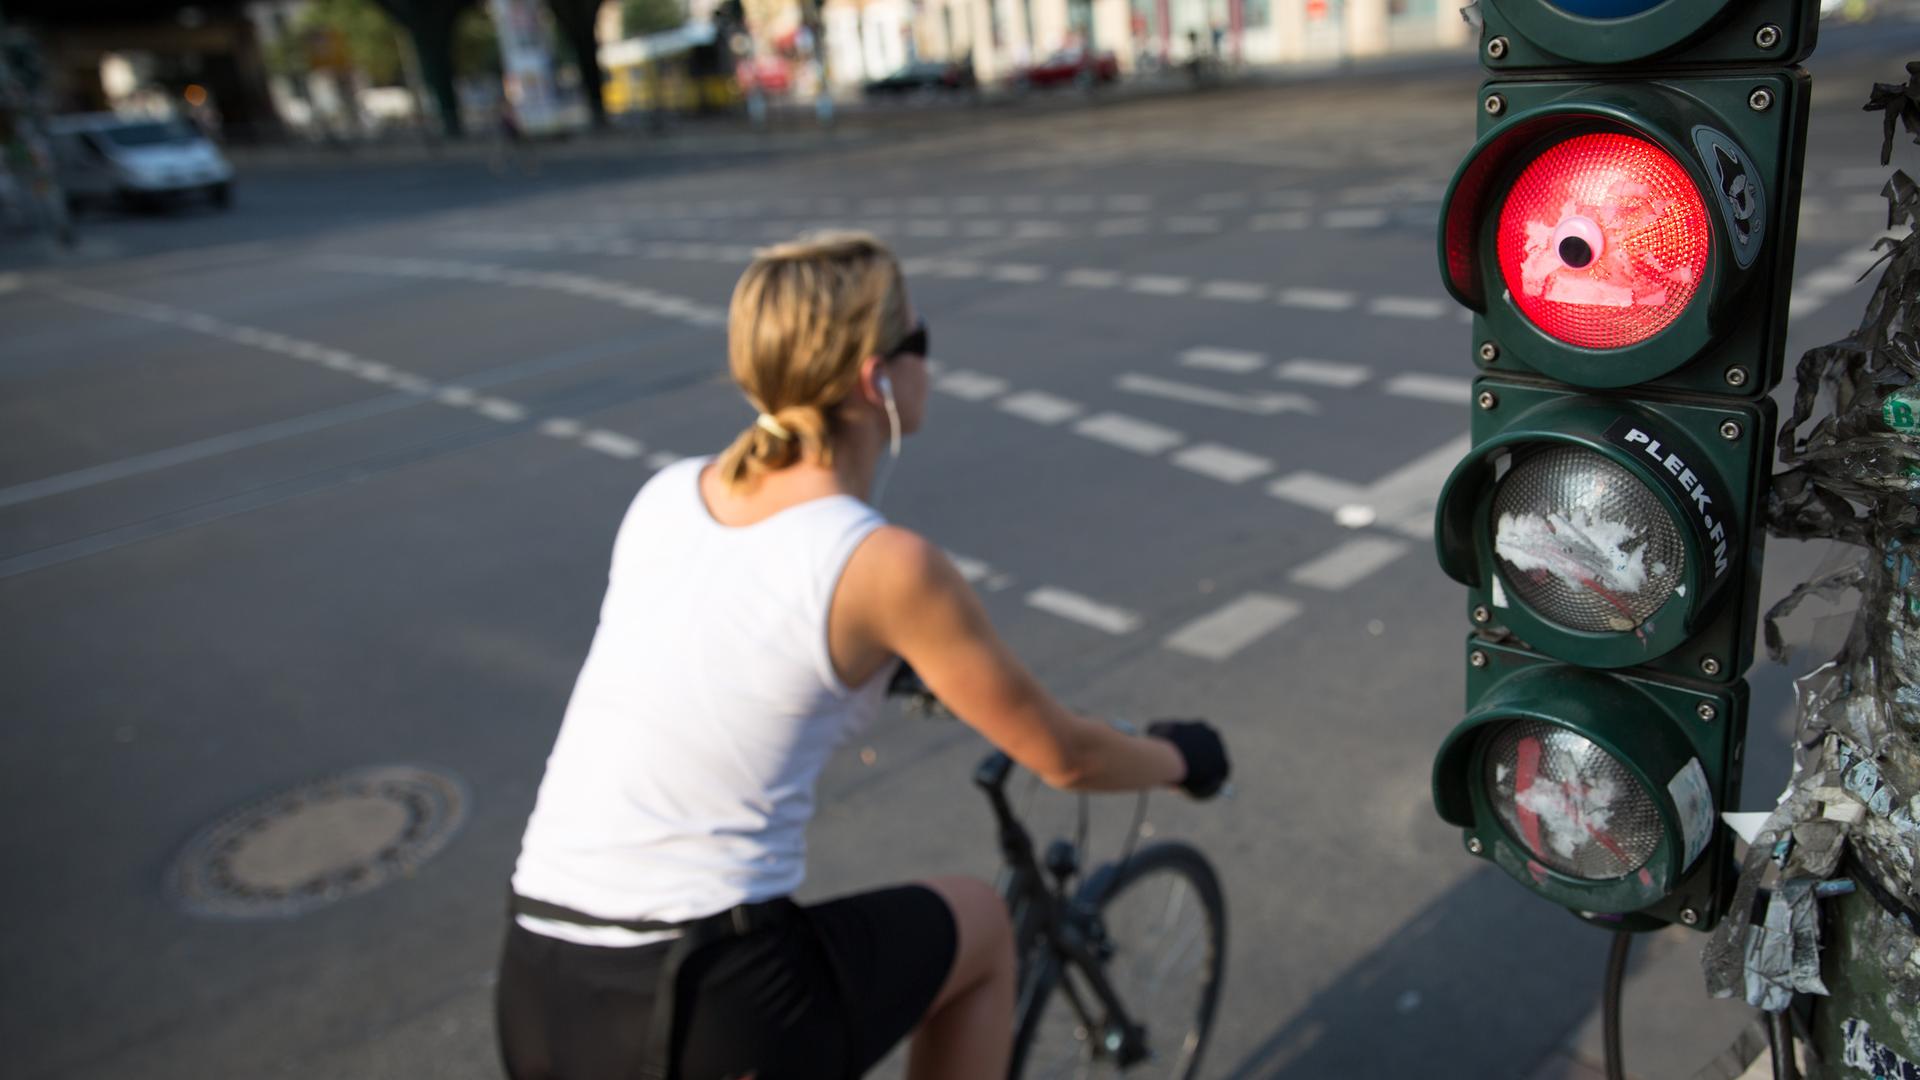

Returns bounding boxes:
[872,370,902,506]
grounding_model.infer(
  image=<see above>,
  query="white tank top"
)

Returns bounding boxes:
[510,457,893,946]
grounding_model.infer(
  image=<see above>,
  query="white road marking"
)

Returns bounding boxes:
[1277,287,1357,311]
[1026,587,1141,635]
[962,220,1005,237]
[991,263,1048,283]
[1012,221,1069,239]
[437,386,479,406]
[1288,536,1411,591]
[1198,280,1268,302]
[645,451,684,470]
[1252,211,1312,231]
[1167,215,1223,233]
[1324,208,1390,229]
[1268,433,1471,537]
[1096,218,1151,236]
[1195,193,1251,211]
[1064,268,1122,288]
[1275,358,1371,387]
[1382,373,1473,405]
[583,430,644,459]
[1169,443,1275,483]
[476,398,529,423]
[1128,274,1191,295]
[1262,190,1316,208]
[1072,412,1185,455]
[1117,373,1316,415]
[998,390,1085,424]
[1164,593,1301,661]
[540,417,586,439]
[1179,346,1266,374]
[934,370,1010,401]
[1368,296,1448,319]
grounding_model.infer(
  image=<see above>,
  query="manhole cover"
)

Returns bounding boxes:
[169,764,466,919]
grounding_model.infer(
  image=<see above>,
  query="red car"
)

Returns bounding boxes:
[1013,48,1120,90]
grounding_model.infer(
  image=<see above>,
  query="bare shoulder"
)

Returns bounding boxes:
[847,524,959,595]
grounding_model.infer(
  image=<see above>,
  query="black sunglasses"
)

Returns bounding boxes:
[885,321,929,360]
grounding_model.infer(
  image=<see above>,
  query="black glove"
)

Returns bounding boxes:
[1148,719,1229,799]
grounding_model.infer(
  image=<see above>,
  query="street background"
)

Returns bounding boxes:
[6,12,1920,1080]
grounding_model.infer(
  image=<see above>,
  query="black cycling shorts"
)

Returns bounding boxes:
[495,883,959,1080]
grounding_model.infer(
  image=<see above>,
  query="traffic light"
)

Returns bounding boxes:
[1429,1,1814,933]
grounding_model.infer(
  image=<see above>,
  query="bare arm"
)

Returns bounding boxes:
[843,527,1185,791]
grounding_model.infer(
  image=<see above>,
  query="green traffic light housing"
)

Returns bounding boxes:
[1439,72,1809,397]
[1434,638,1746,931]
[1434,380,1774,680]
[1477,0,1816,69]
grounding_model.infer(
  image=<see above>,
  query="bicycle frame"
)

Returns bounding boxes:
[974,750,1151,1070]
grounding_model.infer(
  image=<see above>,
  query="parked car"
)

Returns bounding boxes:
[1012,48,1120,90]
[863,60,978,98]
[47,113,234,211]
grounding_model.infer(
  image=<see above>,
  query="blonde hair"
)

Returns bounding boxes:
[715,231,912,490]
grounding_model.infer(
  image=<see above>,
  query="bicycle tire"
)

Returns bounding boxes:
[1010,841,1227,1079]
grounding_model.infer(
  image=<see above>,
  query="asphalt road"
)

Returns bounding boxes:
[7,18,1920,1080]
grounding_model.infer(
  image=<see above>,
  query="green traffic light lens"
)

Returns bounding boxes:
[1491,445,1685,633]
[1484,719,1662,880]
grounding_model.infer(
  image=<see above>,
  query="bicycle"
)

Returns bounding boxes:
[889,667,1228,1079]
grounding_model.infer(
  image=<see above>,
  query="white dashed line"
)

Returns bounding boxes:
[540,417,586,439]
[1072,412,1185,455]
[934,370,1010,401]
[1288,536,1412,591]
[1064,268,1122,288]
[1169,443,1275,483]
[645,451,684,470]
[1198,280,1269,302]
[1383,373,1473,405]
[1179,346,1267,374]
[1275,358,1371,387]
[1323,208,1390,229]
[1096,218,1152,236]
[998,390,1085,424]
[1026,587,1141,635]
[990,264,1048,283]
[582,430,644,459]
[1268,433,1472,538]
[1164,593,1302,661]
[1128,275,1191,296]
[437,386,479,407]
[1252,211,1312,231]
[1277,288,1357,311]
[1369,296,1449,319]
[476,398,529,423]
[1117,373,1316,415]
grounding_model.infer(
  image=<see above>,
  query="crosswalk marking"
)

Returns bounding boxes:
[583,430,644,459]
[1267,433,1472,538]
[1275,358,1371,388]
[1164,594,1302,661]
[1382,373,1473,404]
[1169,443,1275,483]
[935,370,1010,401]
[1026,587,1141,635]
[1072,412,1185,455]
[1252,211,1312,231]
[1199,280,1268,302]
[998,390,1085,424]
[1179,346,1267,374]
[1065,268,1123,288]
[1096,218,1151,236]
[1117,373,1316,415]
[1276,287,1357,311]
[1369,296,1448,319]
[1288,537,1411,591]
[1128,274,1192,295]
[1324,208,1390,229]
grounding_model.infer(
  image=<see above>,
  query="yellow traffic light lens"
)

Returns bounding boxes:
[1495,132,1711,350]
[1491,446,1685,633]
[1484,719,1661,880]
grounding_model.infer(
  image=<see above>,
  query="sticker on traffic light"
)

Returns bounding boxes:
[1433,639,1746,930]
[1434,380,1772,680]
[1438,72,1808,397]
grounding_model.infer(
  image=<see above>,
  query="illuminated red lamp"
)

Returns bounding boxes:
[1494,132,1712,351]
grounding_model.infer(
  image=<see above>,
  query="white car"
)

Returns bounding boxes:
[47,114,234,211]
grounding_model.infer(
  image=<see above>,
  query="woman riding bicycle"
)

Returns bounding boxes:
[496,232,1230,1080]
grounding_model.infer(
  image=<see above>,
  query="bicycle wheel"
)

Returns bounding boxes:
[1011,841,1226,1079]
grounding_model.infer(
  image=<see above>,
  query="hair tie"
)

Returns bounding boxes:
[755,413,792,440]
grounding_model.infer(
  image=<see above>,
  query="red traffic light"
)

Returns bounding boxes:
[1495,132,1711,350]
